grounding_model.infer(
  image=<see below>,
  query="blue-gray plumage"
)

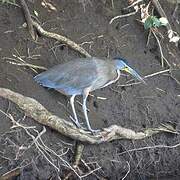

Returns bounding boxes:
[34,57,145,132]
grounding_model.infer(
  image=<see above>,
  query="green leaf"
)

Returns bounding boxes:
[144,16,162,30]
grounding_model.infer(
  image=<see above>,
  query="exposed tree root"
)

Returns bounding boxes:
[0,88,177,144]
[63,142,85,180]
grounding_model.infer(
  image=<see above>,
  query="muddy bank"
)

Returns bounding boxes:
[0,0,180,179]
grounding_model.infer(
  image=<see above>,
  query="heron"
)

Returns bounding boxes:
[34,57,145,132]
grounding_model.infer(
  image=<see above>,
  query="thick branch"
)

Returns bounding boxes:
[19,0,91,58]
[32,21,91,58]
[0,88,176,144]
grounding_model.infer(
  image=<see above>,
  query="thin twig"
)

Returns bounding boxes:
[118,143,180,156]
[152,30,170,67]
[109,10,138,24]
[118,69,171,87]
[122,161,130,180]
[7,61,47,70]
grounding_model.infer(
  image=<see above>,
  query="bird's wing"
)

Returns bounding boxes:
[34,59,98,94]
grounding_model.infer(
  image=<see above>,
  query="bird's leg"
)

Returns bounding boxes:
[83,89,100,133]
[70,95,81,128]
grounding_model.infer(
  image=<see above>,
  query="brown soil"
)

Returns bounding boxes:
[0,0,180,179]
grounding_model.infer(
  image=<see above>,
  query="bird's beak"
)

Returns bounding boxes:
[123,67,146,84]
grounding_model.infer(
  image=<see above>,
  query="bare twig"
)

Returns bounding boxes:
[152,30,171,67]
[3,49,46,73]
[7,61,47,70]
[118,143,180,156]
[109,10,138,24]
[0,167,21,180]
[122,161,130,180]
[172,1,179,24]
[0,88,177,144]
[118,69,171,87]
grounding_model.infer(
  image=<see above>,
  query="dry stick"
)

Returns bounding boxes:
[19,0,91,58]
[8,61,47,70]
[0,88,177,144]
[109,10,138,24]
[152,30,170,67]
[19,0,36,40]
[118,69,171,87]
[122,161,130,180]
[172,1,179,23]
[118,143,180,156]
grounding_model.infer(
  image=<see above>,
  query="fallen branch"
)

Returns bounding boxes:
[0,88,177,144]
[19,0,91,58]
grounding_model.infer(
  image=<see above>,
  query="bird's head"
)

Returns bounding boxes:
[114,57,146,84]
